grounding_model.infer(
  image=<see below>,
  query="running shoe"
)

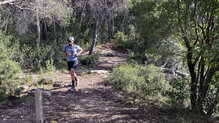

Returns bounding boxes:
[70,86,75,91]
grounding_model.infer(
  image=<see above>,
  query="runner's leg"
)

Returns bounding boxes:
[70,68,77,86]
[68,61,75,91]
[71,60,79,86]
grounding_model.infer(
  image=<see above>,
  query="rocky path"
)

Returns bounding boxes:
[0,43,160,123]
[42,73,148,123]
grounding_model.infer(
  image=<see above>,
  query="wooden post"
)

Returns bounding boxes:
[35,88,43,123]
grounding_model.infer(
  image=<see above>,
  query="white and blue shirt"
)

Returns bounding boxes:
[63,44,82,61]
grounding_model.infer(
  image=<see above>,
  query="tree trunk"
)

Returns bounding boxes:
[108,13,115,39]
[186,51,198,111]
[197,57,205,113]
[108,14,112,39]
[79,0,87,30]
[4,21,8,35]
[42,20,48,40]
[89,17,98,55]
[190,68,198,111]
[111,12,114,37]
[36,10,41,48]
[53,19,56,40]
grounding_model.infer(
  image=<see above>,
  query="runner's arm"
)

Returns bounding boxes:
[76,49,83,56]
[62,51,67,56]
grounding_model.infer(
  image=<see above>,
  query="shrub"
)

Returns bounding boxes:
[0,43,21,103]
[106,63,170,103]
[113,31,129,50]
[79,51,101,66]
[166,77,190,107]
[45,59,56,72]
[13,44,57,70]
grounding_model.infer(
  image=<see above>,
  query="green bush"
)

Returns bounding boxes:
[13,44,57,70]
[79,51,101,66]
[113,31,130,50]
[166,77,190,107]
[45,59,56,72]
[114,31,128,43]
[0,43,21,103]
[127,50,147,64]
[203,72,219,115]
[106,63,170,103]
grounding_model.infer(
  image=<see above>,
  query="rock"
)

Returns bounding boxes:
[41,90,51,97]
[102,53,116,57]
[53,81,67,87]
[102,74,109,78]
[21,85,30,90]
[19,76,25,79]
[81,58,91,65]
[28,91,35,96]
[28,88,51,97]
[37,78,53,85]
[90,70,109,74]
[53,83,62,87]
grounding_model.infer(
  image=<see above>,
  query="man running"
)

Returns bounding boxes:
[62,36,83,91]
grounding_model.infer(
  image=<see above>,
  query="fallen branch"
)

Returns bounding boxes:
[0,0,17,5]
[140,64,189,77]
[162,68,189,77]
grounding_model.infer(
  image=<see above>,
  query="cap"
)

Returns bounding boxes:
[67,36,74,41]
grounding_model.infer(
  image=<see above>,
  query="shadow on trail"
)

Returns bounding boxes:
[43,85,150,123]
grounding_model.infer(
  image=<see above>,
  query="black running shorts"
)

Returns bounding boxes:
[67,60,78,71]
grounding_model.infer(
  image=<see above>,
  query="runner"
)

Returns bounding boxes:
[62,36,83,91]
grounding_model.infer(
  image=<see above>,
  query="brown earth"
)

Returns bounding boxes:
[0,43,177,123]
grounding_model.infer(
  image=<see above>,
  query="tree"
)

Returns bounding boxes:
[87,0,125,55]
[1,0,72,47]
[129,0,178,65]
[131,0,219,115]
[174,0,219,114]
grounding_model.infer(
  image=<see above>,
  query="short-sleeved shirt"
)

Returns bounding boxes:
[63,44,82,61]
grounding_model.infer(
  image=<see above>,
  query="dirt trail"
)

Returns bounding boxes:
[42,74,148,123]
[0,43,162,123]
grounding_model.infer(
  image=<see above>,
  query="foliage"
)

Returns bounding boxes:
[171,0,219,114]
[14,0,72,35]
[203,72,219,115]
[121,1,185,67]
[13,44,57,71]
[129,0,219,115]
[167,77,190,107]
[127,50,147,64]
[0,36,21,103]
[106,63,170,104]
[78,51,101,66]
[45,59,56,72]
[113,31,128,47]
[19,75,33,85]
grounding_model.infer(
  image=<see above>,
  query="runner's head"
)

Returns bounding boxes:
[67,36,74,42]
[67,36,74,45]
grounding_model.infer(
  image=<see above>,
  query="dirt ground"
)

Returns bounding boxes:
[0,73,158,123]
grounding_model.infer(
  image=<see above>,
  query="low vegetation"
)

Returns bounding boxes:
[106,63,218,122]
[0,39,22,103]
